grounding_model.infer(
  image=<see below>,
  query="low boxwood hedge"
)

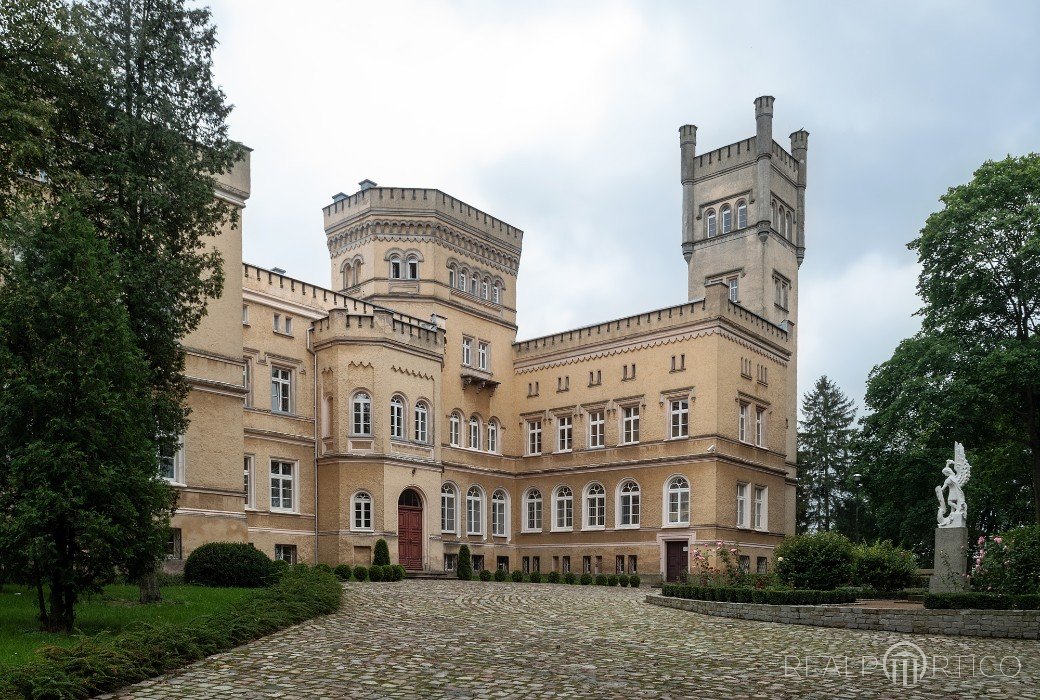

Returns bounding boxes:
[479,569,492,582]
[493,569,507,582]
[924,592,1040,610]
[0,567,341,699]
[629,575,640,588]
[353,564,368,582]
[662,583,857,605]
[510,570,524,582]
[529,571,543,583]
[579,573,593,585]
[563,572,577,585]
[594,574,607,586]
[333,564,353,581]
[546,571,561,584]
[618,574,630,587]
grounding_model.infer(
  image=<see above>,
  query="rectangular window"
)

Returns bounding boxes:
[741,357,753,378]
[472,554,485,572]
[727,276,739,303]
[557,416,572,452]
[627,555,638,574]
[462,337,472,366]
[522,556,530,574]
[622,363,636,381]
[582,556,592,574]
[532,556,541,572]
[273,313,280,332]
[244,455,254,508]
[588,370,601,386]
[755,407,765,447]
[616,555,625,574]
[670,354,686,372]
[754,486,767,530]
[165,528,183,560]
[270,460,295,512]
[271,366,292,414]
[670,399,689,438]
[242,305,249,325]
[284,317,293,335]
[736,483,748,527]
[774,276,790,310]
[622,405,640,444]
[562,556,571,573]
[588,410,605,448]
[756,556,768,574]
[243,358,253,408]
[527,382,540,397]
[739,555,750,573]
[738,402,748,442]
[158,437,183,483]
[444,553,458,572]
[527,420,542,456]
[477,341,489,371]
[274,544,297,564]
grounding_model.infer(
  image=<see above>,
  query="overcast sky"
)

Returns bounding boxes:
[208,0,1040,413]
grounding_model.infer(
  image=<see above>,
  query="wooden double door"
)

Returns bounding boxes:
[397,489,423,570]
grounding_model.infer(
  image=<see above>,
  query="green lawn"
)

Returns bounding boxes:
[0,584,256,670]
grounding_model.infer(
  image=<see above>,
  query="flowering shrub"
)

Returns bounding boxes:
[687,540,746,587]
[969,525,1040,595]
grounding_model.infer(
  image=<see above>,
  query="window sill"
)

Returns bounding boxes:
[587,444,605,450]
[525,453,542,458]
[270,508,298,515]
[555,449,572,455]
[273,330,294,338]
[550,527,574,533]
[466,532,484,537]
[582,525,606,532]
[350,527,375,533]
[662,522,690,529]
[666,435,689,441]
[350,433,374,439]
[618,441,640,447]
[162,478,186,487]
[615,523,640,530]
[521,528,542,534]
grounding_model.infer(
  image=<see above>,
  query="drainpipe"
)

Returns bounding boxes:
[309,325,318,563]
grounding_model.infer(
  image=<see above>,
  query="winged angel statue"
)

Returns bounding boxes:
[935,442,971,528]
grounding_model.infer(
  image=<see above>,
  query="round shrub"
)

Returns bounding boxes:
[511,570,524,582]
[183,542,276,588]
[353,564,368,582]
[334,564,353,581]
[629,575,641,588]
[547,571,561,584]
[853,541,917,592]
[373,538,391,566]
[479,569,493,582]
[314,563,333,575]
[564,572,577,585]
[580,572,593,585]
[594,574,607,586]
[607,575,619,587]
[618,574,630,587]
[529,571,543,583]
[494,568,508,582]
[774,531,855,591]
[391,564,406,581]
[368,564,384,582]
[457,544,473,581]
[291,562,310,572]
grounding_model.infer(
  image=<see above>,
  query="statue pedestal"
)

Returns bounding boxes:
[929,527,969,593]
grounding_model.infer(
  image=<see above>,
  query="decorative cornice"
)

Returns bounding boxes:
[391,365,437,381]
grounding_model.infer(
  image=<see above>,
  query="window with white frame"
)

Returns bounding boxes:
[390,396,405,439]
[525,489,542,531]
[736,483,748,527]
[440,484,456,533]
[481,278,489,299]
[243,357,253,408]
[242,304,249,325]
[459,269,467,291]
[353,491,372,529]
[774,275,791,310]
[585,483,605,528]
[755,407,765,447]
[466,486,483,535]
[527,419,542,456]
[557,415,572,452]
[486,420,498,453]
[491,489,507,536]
[470,276,478,296]
[666,476,690,525]
[468,416,481,450]
[754,486,767,530]
[449,412,461,446]
[273,312,280,332]
[448,265,456,289]
[158,436,184,483]
[414,401,429,443]
[352,392,371,435]
[670,399,689,438]
[270,460,295,512]
[721,204,732,233]
[389,255,402,279]
[462,337,472,366]
[737,200,747,229]
[705,209,716,237]
[622,405,640,444]
[271,366,292,414]
[618,480,640,527]
[554,486,573,529]
[283,317,293,335]
[738,402,749,442]
[492,283,500,304]
[243,455,254,508]
[274,544,297,564]
[588,410,605,448]
[727,275,739,302]
[406,255,419,280]
[477,341,489,371]
[166,528,183,560]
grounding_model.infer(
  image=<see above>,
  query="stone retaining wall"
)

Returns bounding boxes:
[647,595,1040,640]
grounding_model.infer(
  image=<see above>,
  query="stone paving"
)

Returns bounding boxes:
[105,580,1040,699]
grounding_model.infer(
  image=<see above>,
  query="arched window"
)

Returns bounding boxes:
[353,260,362,286]
[486,419,499,453]
[466,486,483,535]
[389,395,405,439]
[481,277,490,300]
[705,209,717,238]
[352,491,372,530]
[406,255,419,280]
[772,201,778,228]
[414,401,429,443]
[468,416,481,450]
[785,211,793,240]
[352,392,371,436]
[554,486,573,530]
[441,484,457,533]
[341,261,351,290]
[449,412,461,447]
[524,488,542,531]
[470,275,478,296]
[777,206,785,236]
[585,483,606,528]
[492,283,500,304]
[666,476,691,525]
[618,480,640,527]
[736,200,747,229]
[720,204,732,234]
[389,255,402,280]
[491,489,508,536]
[448,265,456,289]
[321,395,333,438]
[459,269,468,291]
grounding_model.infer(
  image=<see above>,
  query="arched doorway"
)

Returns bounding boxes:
[398,489,423,570]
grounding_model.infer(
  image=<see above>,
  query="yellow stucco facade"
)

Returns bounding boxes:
[169,97,805,583]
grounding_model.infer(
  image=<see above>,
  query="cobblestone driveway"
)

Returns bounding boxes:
[108,580,1040,699]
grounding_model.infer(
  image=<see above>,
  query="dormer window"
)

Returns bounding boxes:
[705,209,717,238]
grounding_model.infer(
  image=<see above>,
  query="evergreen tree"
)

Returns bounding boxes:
[797,376,858,534]
[373,538,391,566]
[0,202,176,631]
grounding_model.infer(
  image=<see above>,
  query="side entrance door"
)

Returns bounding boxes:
[665,541,688,582]
[397,489,423,570]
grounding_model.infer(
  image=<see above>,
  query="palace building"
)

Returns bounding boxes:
[169,96,807,583]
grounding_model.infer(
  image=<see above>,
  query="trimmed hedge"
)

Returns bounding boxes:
[334,564,353,581]
[607,575,619,587]
[629,575,641,588]
[563,572,577,585]
[479,569,492,582]
[529,571,543,583]
[493,568,507,582]
[457,545,473,581]
[183,542,277,588]
[924,592,1040,610]
[775,532,855,591]
[373,539,391,566]
[510,570,524,582]
[353,565,368,582]
[579,573,593,585]
[0,567,341,699]
[662,583,857,605]
[594,574,607,586]
[368,565,384,582]
[546,571,561,584]
[618,574,630,587]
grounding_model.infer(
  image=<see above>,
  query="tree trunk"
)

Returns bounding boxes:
[138,569,162,604]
